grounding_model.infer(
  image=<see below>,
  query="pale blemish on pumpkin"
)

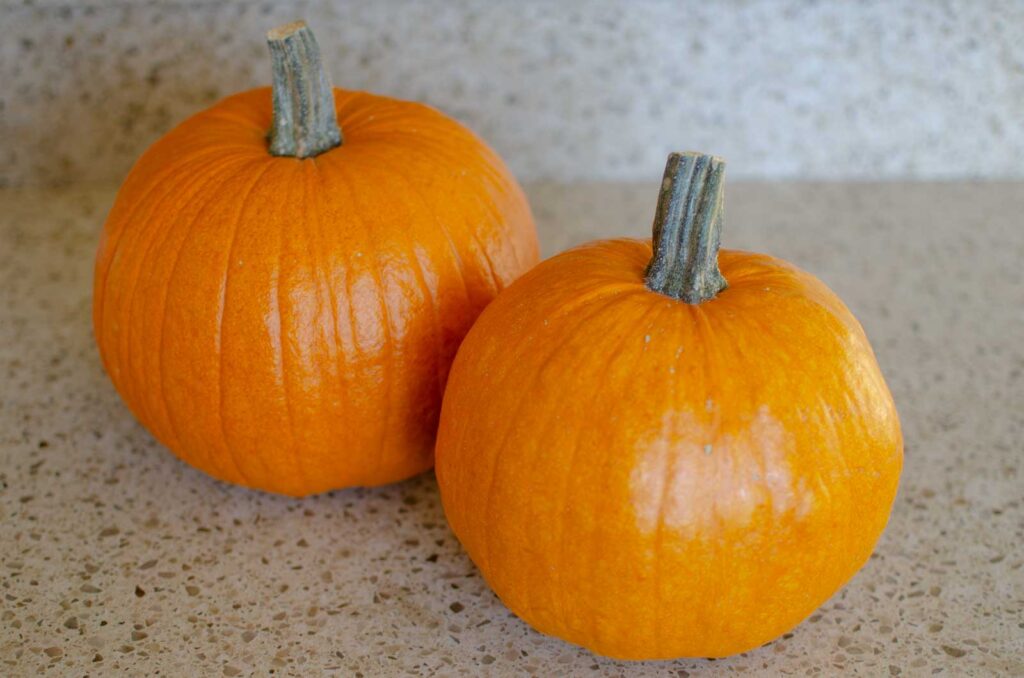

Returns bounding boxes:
[630,442,670,535]
[630,406,814,536]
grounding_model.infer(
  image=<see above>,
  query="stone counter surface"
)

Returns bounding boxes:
[1,182,1021,676]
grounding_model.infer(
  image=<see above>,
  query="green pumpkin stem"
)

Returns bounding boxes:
[266,21,342,158]
[644,152,728,303]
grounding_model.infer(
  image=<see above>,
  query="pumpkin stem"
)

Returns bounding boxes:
[266,21,343,158]
[644,152,728,303]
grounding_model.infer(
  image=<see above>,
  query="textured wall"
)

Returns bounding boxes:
[3,0,1023,186]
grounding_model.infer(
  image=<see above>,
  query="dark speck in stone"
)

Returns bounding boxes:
[941,645,966,657]
[450,602,464,613]
[135,585,145,597]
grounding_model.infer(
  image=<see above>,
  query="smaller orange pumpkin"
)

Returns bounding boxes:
[435,152,902,659]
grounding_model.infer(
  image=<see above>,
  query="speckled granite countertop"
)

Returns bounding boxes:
[1,182,1021,676]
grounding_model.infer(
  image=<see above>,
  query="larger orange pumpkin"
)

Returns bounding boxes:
[93,22,538,496]
[435,152,902,659]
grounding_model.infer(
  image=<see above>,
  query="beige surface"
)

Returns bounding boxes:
[1,182,1022,676]
[4,1,1024,187]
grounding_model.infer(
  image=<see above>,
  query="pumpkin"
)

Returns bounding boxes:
[93,21,538,496]
[435,152,902,659]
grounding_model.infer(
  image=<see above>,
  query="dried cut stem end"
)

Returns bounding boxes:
[267,20,342,158]
[644,152,728,303]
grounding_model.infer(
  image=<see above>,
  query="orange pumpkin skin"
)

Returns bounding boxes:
[93,88,538,496]
[435,239,902,660]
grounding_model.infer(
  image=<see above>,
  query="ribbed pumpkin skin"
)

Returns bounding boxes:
[94,88,538,496]
[435,239,902,660]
